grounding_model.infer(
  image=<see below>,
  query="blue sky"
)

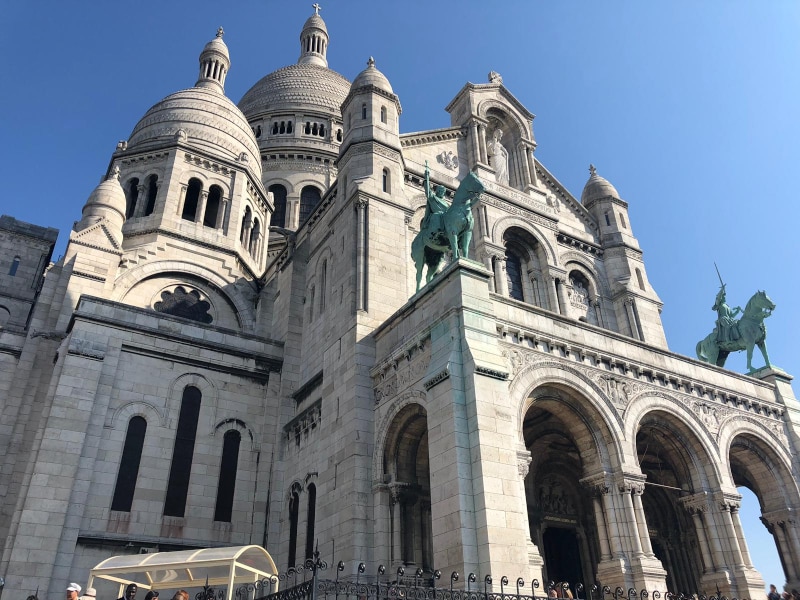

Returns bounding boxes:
[1,0,797,590]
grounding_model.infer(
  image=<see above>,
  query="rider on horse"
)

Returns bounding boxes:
[712,284,742,344]
[421,161,450,233]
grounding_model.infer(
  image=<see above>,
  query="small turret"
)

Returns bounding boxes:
[195,27,230,93]
[75,166,126,236]
[581,164,638,249]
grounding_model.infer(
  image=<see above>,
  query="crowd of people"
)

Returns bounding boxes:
[63,582,191,600]
[768,584,800,600]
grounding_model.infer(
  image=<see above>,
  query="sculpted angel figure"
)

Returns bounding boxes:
[487,128,509,185]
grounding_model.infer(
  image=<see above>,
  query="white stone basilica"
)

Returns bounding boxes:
[1,9,799,600]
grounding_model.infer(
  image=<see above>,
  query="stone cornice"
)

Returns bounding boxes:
[400,127,466,148]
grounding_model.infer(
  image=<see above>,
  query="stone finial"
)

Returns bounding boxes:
[367,56,375,68]
[589,164,597,177]
[312,2,321,14]
[216,27,224,38]
[109,165,120,180]
[488,71,503,84]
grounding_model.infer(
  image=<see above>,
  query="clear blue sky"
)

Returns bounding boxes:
[1,0,797,591]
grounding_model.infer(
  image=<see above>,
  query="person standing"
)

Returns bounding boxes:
[67,583,82,600]
[117,583,137,600]
[769,584,782,600]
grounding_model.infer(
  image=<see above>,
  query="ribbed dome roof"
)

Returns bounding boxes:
[238,63,351,117]
[75,167,126,234]
[581,164,620,205]
[128,87,261,178]
[352,57,393,94]
[302,13,327,33]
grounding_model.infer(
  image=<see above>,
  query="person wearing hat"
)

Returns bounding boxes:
[67,583,82,600]
[117,583,137,600]
[82,588,98,600]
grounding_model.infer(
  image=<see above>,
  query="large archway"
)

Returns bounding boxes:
[383,404,433,571]
[522,384,614,586]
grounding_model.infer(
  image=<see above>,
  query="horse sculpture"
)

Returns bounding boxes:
[411,171,485,292]
[696,290,775,373]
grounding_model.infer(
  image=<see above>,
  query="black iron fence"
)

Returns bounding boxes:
[228,553,751,600]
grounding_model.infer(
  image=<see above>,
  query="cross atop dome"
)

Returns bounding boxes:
[312,3,321,15]
[589,164,597,177]
[216,26,224,38]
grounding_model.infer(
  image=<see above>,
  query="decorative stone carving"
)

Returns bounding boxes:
[153,286,213,324]
[436,150,459,171]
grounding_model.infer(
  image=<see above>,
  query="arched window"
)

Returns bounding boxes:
[203,185,223,228]
[636,268,645,290]
[272,122,279,135]
[299,186,321,224]
[361,103,367,120]
[604,212,611,227]
[249,218,261,258]
[619,212,627,229]
[308,285,315,322]
[125,178,139,219]
[144,174,158,216]
[380,106,387,123]
[164,386,202,517]
[336,129,342,142]
[213,430,241,522]
[269,184,288,228]
[181,178,203,221]
[288,489,300,568]
[320,260,327,312]
[0,306,10,328]
[305,483,317,559]
[111,416,147,512]
[287,121,293,134]
[505,250,525,302]
[382,169,391,194]
[304,122,311,135]
[9,256,20,277]
[240,206,252,245]
[279,121,286,134]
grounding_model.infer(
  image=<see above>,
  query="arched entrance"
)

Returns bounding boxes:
[523,385,610,586]
[383,404,433,571]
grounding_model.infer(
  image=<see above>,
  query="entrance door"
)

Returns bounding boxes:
[543,526,585,585]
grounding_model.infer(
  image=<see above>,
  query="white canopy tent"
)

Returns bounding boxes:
[88,545,279,600]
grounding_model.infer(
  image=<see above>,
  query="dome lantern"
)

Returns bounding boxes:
[298,5,330,67]
[196,27,230,93]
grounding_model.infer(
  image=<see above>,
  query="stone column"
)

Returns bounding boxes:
[631,483,655,556]
[355,197,368,311]
[518,141,532,188]
[470,120,482,167]
[477,122,488,165]
[390,486,403,567]
[493,255,508,296]
[216,197,228,231]
[133,184,147,217]
[592,298,605,328]
[730,507,754,568]
[717,495,746,569]
[580,475,612,561]
[196,190,209,224]
[176,184,188,217]
[482,252,495,293]
[624,298,641,340]
[619,481,644,558]
[680,494,715,573]
[556,278,568,315]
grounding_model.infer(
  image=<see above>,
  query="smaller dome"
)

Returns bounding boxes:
[581,164,620,205]
[201,28,230,61]
[352,57,393,94]
[302,13,327,34]
[76,166,126,233]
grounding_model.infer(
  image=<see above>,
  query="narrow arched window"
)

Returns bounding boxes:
[280,121,286,134]
[309,285,315,322]
[361,103,367,120]
[269,184,288,228]
[619,212,627,229]
[144,175,158,216]
[9,256,20,277]
[312,123,318,136]
[382,168,390,193]
[380,106,387,123]
[319,124,325,137]
[181,178,202,221]
[164,386,202,517]
[240,206,252,244]
[305,122,311,135]
[305,483,317,559]
[336,129,342,142]
[272,122,279,135]
[111,416,147,512]
[125,178,139,219]
[505,250,525,302]
[604,212,611,226]
[213,430,241,522]
[299,186,321,224]
[249,218,261,257]
[255,125,261,138]
[288,490,300,568]
[203,185,223,228]
[287,121,293,134]
[320,260,327,312]
[636,268,645,290]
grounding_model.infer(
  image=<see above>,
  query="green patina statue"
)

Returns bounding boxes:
[696,281,776,373]
[411,163,484,292]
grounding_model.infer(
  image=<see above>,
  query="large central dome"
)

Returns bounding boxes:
[239,63,351,117]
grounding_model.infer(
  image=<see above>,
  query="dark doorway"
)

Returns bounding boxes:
[543,526,584,585]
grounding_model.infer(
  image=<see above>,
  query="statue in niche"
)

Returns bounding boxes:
[696,281,775,373]
[487,129,509,185]
[411,167,485,292]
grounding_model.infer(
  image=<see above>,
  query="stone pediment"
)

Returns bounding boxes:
[69,218,122,252]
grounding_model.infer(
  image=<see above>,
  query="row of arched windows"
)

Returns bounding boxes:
[304,33,326,55]
[287,482,317,569]
[272,120,294,135]
[125,175,158,219]
[110,386,242,522]
[181,178,225,228]
[303,121,326,137]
